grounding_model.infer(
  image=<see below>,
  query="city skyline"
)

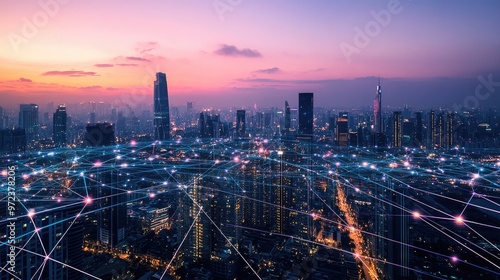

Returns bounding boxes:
[1,1,500,108]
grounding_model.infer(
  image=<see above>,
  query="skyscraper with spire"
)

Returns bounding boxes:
[154,72,170,140]
[374,77,382,134]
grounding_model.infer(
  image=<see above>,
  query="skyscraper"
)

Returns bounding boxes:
[154,72,170,140]
[428,111,436,149]
[53,105,67,147]
[0,106,3,130]
[446,112,454,149]
[374,78,382,134]
[414,111,423,147]
[337,112,349,147]
[84,123,115,146]
[236,110,246,137]
[284,101,291,131]
[19,104,39,144]
[392,111,402,148]
[298,92,314,136]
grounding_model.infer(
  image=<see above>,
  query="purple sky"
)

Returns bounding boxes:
[1,0,499,108]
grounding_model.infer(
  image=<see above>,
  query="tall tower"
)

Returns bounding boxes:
[428,111,436,149]
[236,110,246,137]
[154,72,170,140]
[337,112,349,147]
[374,78,382,134]
[392,111,402,148]
[19,104,39,144]
[53,105,67,147]
[446,112,454,149]
[298,92,314,136]
[284,101,291,131]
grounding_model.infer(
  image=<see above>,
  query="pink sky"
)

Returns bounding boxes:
[1,1,499,108]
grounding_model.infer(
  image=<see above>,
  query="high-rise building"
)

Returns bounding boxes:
[392,111,402,148]
[0,128,26,154]
[154,72,170,140]
[374,78,382,134]
[298,93,314,136]
[84,123,115,146]
[19,104,39,144]
[0,106,3,130]
[446,112,454,149]
[436,112,445,148]
[414,111,423,147]
[236,110,246,137]
[428,111,436,148]
[337,112,349,147]
[53,105,67,147]
[284,101,291,131]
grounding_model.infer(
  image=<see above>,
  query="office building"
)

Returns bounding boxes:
[298,93,314,136]
[392,111,402,148]
[53,105,67,147]
[18,104,39,144]
[154,72,171,140]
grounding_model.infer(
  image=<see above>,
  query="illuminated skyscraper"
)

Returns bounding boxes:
[154,72,170,140]
[446,112,454,149]
[374,78,382,134]
[337,112,349,147]
[392,111,402,148]
[428,111,436,148]
[284,101,291,131]
[19,104,39,144]
[53,105,67,147]
[236,110,246,137]
[298,93,314,136]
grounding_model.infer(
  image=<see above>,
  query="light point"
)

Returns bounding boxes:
[455,216,464,224]
[451,256,458,263]
[85,197,93,205]
[412,211,420,219]
[27,210,35,218]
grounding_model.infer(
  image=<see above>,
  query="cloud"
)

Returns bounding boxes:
[136,41,159,54]
[17,77,33,82]
[116,63,138,67]
[42,70,98,77]
[255,67,281,74]
[94,64,114,67]
[214,44,262,58]
[79,86,101,90]
[126,56,152,62]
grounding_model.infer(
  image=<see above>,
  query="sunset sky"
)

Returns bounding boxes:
[1,0,500,108]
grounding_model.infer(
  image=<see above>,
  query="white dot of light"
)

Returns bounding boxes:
[412,211,420,219]
[455,216,464,225]
[27,209,35,218]
[85,197,93,205]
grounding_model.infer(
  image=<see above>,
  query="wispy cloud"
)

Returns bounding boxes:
[79,85,102,90]
[214,44,262,58]
[17,77,33,82]
[255,67,281,74]
[126,56,152,62]
[116,63,138,67]
[94,63,114,67]
[136,41,159,54]
[42,70,98,77]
